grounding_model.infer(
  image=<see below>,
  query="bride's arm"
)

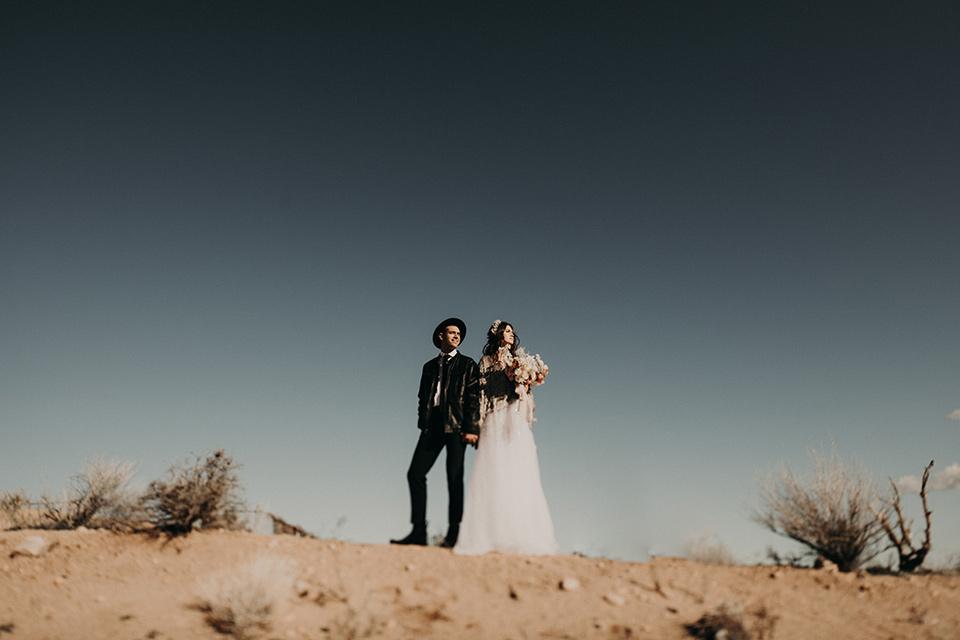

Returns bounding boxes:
[478,354,493,373]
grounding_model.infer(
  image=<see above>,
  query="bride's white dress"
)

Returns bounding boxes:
[454,357,558,555]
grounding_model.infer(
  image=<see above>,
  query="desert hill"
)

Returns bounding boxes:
[1,528,958,639]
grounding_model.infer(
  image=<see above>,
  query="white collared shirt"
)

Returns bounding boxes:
[433,349,458,407]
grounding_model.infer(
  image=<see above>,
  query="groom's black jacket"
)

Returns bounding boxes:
[417,352,481,436]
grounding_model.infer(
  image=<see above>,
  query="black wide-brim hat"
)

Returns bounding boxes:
[433,317,467,348]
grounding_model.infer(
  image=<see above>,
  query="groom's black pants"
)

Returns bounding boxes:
[406,413,466,532]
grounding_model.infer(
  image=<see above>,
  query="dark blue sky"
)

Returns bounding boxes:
[2,2,958,561]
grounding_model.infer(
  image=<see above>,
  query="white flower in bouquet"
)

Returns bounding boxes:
[508,347,548,394]
[496,345,515,368]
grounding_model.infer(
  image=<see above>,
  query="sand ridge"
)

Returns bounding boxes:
[2,529,958,639]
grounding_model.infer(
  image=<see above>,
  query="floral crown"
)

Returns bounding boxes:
[489,319,502,334]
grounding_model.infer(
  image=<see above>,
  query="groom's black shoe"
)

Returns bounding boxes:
[390,528,427,546]
[439,525,459,548]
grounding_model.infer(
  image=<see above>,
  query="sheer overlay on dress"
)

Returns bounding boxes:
[454,355,557,555]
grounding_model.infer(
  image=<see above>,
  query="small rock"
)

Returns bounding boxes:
[76,526,89,533]
[53,577,64,586]
[11,536,50,558]
[404,563,414,571]
[770,570,784,579]
[560,577,580,591]
[295,581,311,598]
[603,592,626,606]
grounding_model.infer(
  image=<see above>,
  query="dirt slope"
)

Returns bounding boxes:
[1,529,958,639]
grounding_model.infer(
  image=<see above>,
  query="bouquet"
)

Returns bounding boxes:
[499,346,548,396]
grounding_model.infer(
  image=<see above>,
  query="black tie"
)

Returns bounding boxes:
[438,355,450,407]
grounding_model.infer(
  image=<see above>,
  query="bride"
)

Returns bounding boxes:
[454,320,558,555]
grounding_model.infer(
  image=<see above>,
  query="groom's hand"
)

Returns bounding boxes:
[463,433,478,445]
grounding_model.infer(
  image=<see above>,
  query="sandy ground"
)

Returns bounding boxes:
[2,528,959,640]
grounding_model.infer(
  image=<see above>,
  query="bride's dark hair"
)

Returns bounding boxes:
[482,321,519,358]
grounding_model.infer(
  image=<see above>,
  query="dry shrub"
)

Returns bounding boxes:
[754,446,886,572]
[39,458,138,530]
[196,555,296,639]
[141,449,244,533]
[0,490,31,530]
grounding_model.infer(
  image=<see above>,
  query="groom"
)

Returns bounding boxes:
[391,317,481,547]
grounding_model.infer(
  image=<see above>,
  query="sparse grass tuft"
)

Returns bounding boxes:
[196,555,296,639]
[686,602,779,640]
[751,604,779,640]
[686,532,737,565]
[765,547,815,568]
[686,602,753,639]
[946,555,960,575]
[428,530,447,547]
[325,606,377,640]
[907,604,928,625]
[140,449,244,533]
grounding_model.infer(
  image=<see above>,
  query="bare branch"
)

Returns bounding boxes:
[871,460,934,573]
